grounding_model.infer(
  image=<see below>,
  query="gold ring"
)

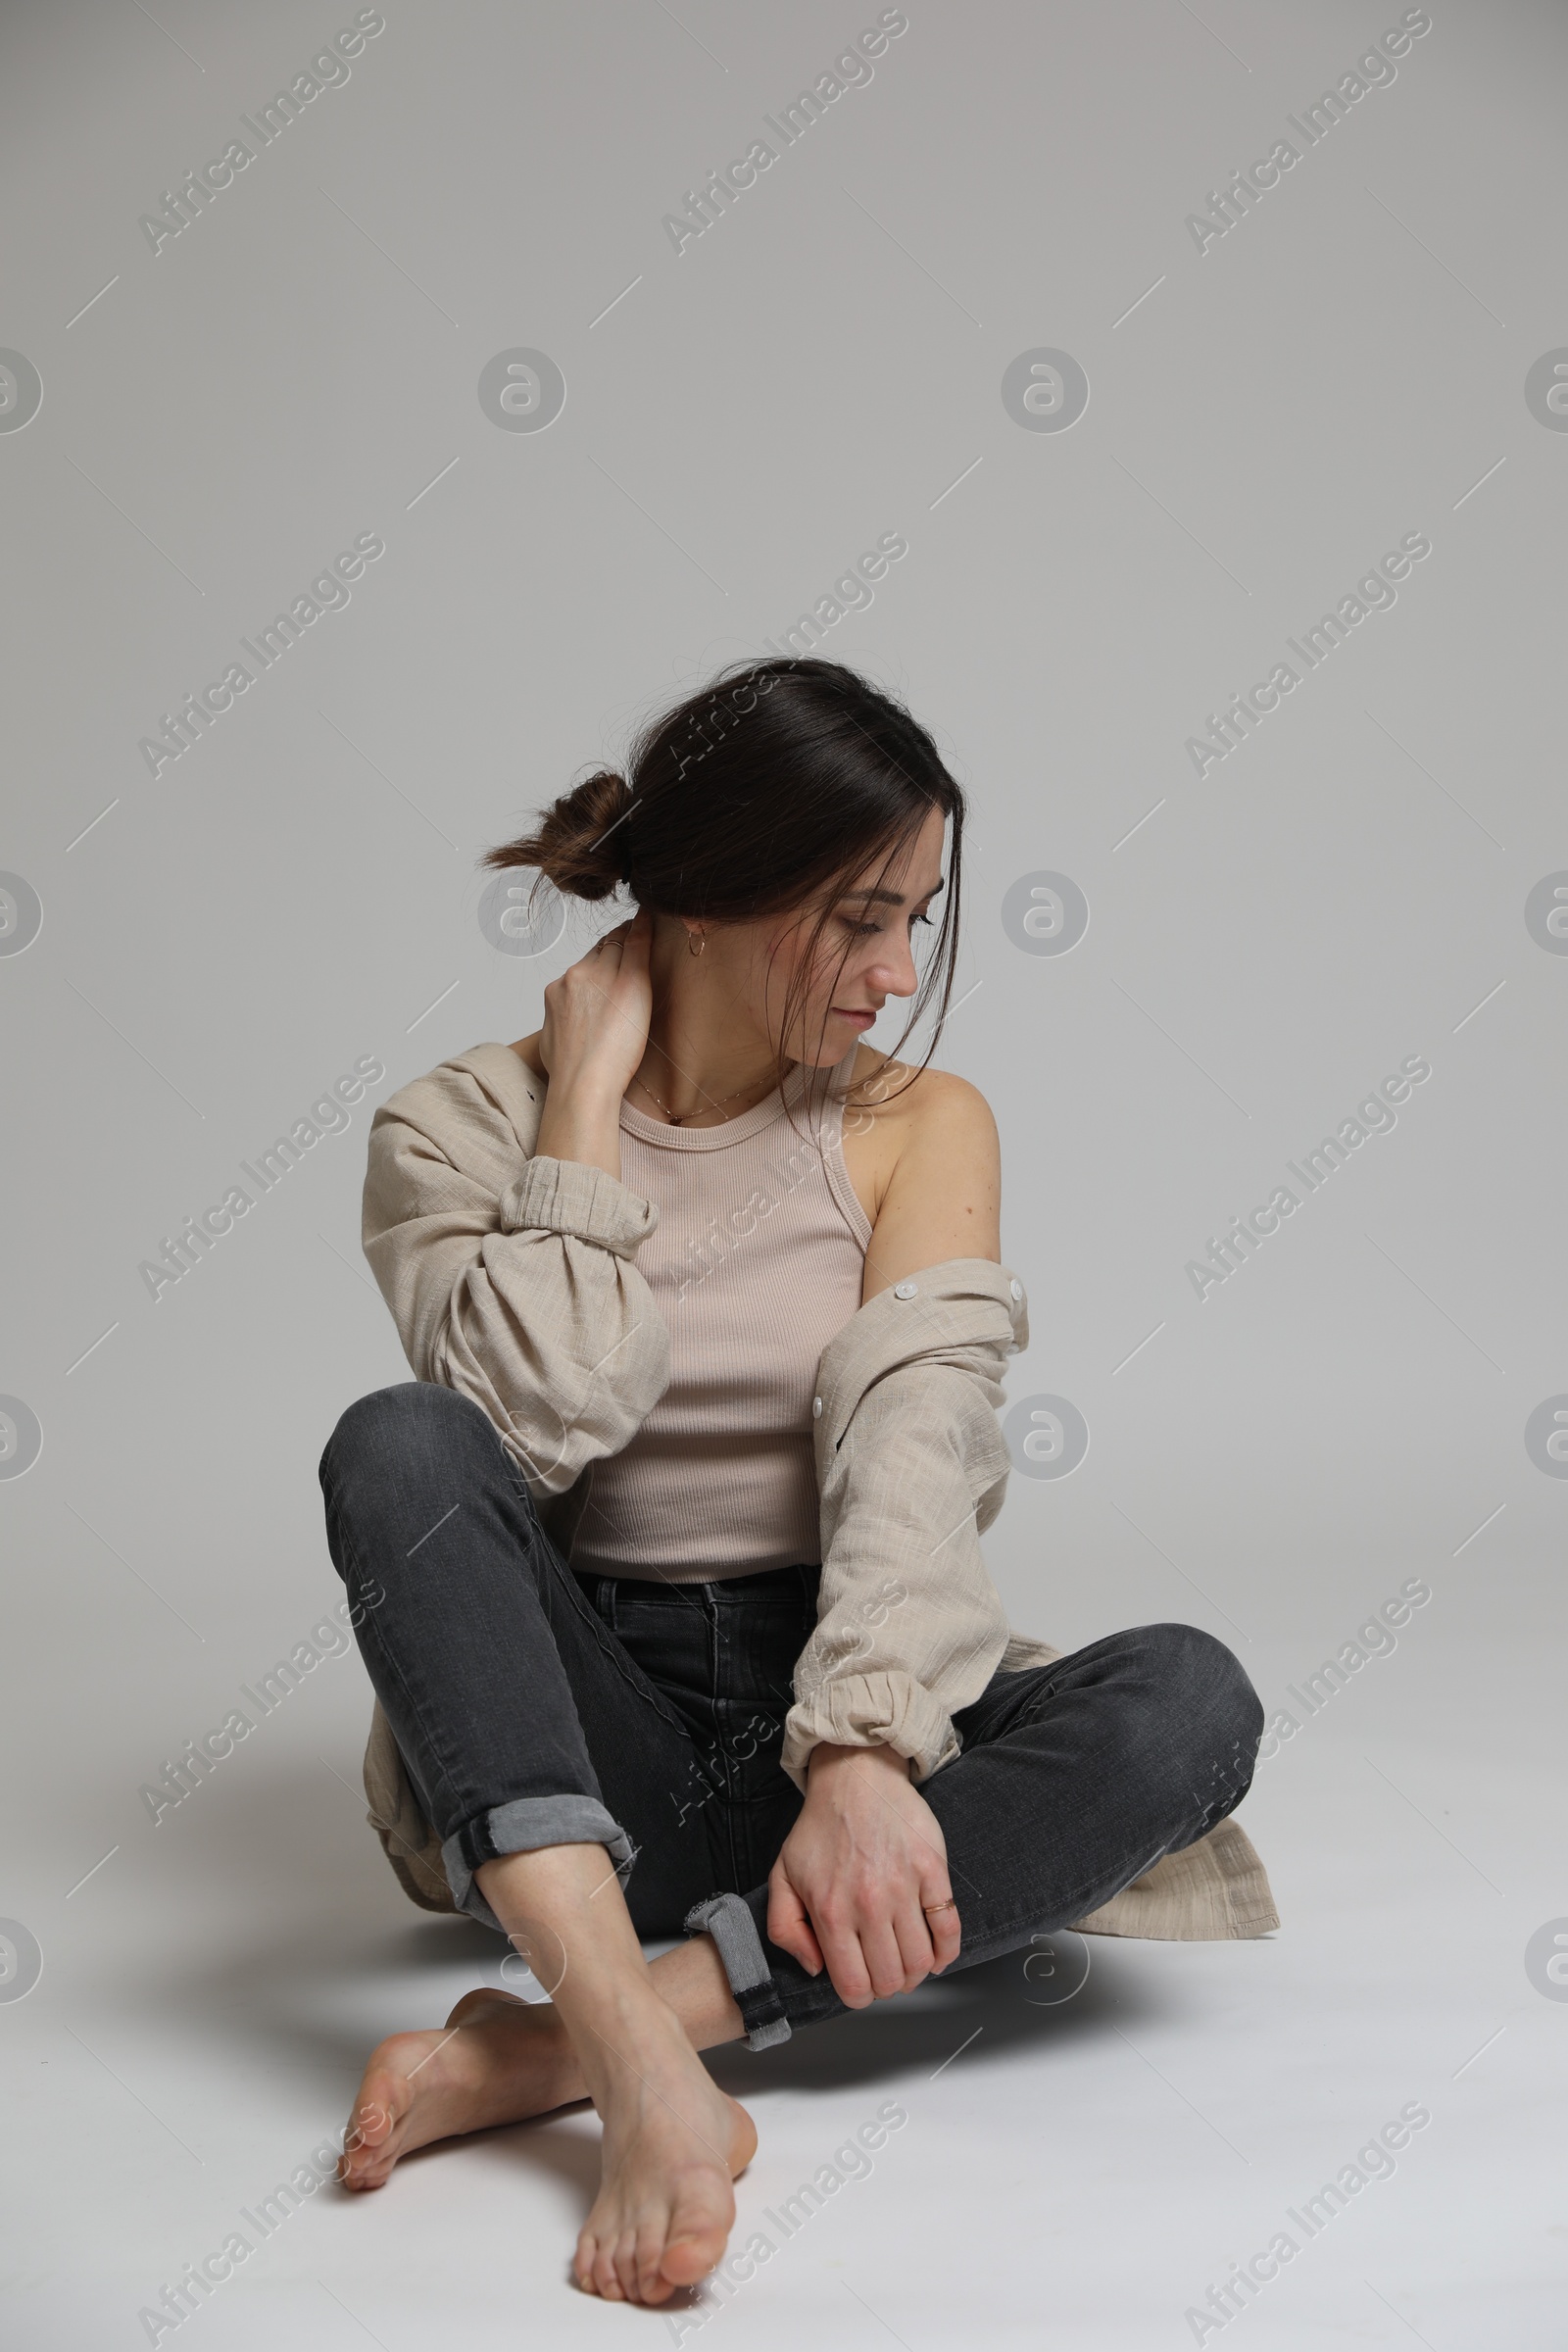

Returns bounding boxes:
[922,1899,955,1914]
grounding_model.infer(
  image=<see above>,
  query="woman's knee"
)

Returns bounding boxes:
[318,1380,495,1496]
[1130,1622,1263,1755]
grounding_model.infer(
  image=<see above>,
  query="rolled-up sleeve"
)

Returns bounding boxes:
[362,1065,670,1496]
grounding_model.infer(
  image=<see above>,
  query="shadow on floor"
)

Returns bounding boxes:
[704,1944,1150,2096]
[144,1751,1200,2116]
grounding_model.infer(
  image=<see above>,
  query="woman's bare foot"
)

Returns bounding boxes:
[341,1846,759,2301]
[340,1980,755,2302]
[571,1987,756,2305]
[339,1987,585,2190]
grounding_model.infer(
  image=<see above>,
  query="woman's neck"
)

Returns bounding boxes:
[629,1015,787,1125]
[629,929,789,1124]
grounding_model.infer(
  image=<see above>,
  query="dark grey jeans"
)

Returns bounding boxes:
[318,1381,1263,2049]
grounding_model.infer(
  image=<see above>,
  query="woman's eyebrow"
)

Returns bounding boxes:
[840,877,946,907]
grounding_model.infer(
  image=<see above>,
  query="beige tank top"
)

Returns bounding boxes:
[567,1042,873,1581]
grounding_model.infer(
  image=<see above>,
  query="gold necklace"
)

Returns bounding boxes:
[630,1062,795,1126]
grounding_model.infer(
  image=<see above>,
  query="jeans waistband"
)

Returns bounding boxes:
[570,1561,819,1607]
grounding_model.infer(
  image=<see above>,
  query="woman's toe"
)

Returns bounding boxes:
[612,2228,645,2302]
[635,2219,674,2303]
[662,2210,726,2288]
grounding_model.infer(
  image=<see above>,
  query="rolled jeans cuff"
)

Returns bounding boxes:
[684,1890,792,2050]
[442,1794,636,1933]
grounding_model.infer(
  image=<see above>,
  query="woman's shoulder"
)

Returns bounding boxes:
[846,1044,996,1135]
[841,1046,999,1240]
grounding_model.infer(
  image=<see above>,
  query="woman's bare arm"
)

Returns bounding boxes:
[855,1066,1002,1305]
[767,1066,1005,2004]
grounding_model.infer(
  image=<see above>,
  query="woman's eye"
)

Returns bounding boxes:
[844,909,935,939]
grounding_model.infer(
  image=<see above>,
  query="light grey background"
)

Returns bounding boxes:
[2,2,1565,2344]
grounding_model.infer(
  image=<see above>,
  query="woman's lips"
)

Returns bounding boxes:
[833,1007,876,1028]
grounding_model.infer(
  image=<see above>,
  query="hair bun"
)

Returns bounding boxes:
[487,769,632,903]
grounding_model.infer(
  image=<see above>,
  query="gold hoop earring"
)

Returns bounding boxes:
[687,930,706,957]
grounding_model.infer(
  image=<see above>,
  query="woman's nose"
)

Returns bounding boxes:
[867,938,918,997]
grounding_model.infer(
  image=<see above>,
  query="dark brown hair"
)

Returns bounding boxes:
[479,657,966,1112]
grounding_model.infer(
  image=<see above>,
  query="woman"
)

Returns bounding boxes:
[318,657,1272,2307]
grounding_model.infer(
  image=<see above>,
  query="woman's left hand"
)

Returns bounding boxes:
[765,1741,960,2006]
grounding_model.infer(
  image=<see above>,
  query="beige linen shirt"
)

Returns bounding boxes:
[358,1042,1278,1942]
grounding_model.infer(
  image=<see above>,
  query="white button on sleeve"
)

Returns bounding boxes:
[1009,1278,1023,1300]
[893,1280,918,1299]
[812,1396,822,1418]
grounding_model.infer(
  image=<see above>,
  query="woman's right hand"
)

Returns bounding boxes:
[537,907,654,1106]
[532,910,653,1179]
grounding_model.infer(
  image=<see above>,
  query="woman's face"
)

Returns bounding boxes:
[755,805,950,1067]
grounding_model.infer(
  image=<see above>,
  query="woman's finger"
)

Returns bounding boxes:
[766,1867,823,1976]
[816,1919,874,2009]
[855,1915,908,2002]
[920,1882,961,1973]
[890,1897,938,1990]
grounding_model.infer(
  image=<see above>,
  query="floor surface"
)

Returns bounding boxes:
[5,1542,1562,2352]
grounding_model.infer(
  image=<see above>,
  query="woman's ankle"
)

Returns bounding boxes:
[475,1841,653,1996]
[566,1981,719,2119]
